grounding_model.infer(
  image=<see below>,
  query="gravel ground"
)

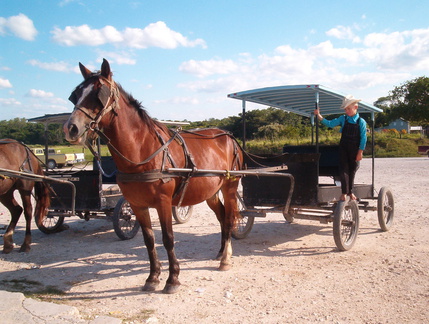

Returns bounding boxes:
[0,157,428,323]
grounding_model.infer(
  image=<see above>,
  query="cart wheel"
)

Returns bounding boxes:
[35,213,65,234]
[333,200,359,251]
[232,193,254,239]
[112,197,140,240]
[172,205,193,224]
[377,187,394,231]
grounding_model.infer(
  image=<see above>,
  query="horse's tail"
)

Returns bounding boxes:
[33,168,51,228]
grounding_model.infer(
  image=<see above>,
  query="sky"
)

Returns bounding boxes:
[1,0,429,122]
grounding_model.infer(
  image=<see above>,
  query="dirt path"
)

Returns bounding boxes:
[1,157,428,323]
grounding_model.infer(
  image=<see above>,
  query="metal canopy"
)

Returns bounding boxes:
[28,113,71,125]
[227,84,382,117]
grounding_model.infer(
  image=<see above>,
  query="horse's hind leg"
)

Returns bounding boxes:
[134,206,162,292]
[206,192,226,260]
[1,191,23,254]
[207,184,238,271]
[18,190,33,252]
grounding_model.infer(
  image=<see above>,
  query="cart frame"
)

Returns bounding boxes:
[228,85,394,250]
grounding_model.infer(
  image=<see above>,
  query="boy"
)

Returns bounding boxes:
[313,95,367,201]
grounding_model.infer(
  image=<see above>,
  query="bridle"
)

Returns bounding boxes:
[69,76,186,171]
[72,77,121,134]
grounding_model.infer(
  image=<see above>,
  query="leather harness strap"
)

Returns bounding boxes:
[76,77,241,206]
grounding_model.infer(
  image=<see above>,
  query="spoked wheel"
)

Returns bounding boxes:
[112,197,140,240]
[172,205,194,224]
[232,192,254,239]
[35,213,65,234]
[377,187,394,231]
[333,200,359,251]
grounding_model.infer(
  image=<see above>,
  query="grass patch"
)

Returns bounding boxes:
[245,133,429,157]
[0,278,66,298]
[116,309,156,323]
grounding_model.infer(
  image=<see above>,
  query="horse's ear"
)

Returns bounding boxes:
[79,62,92,80]
[101,58,112,80]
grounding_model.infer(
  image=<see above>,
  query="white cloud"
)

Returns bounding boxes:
[51,21,207,49]
[0,78,12,88]
[326,25,361,43]
[59,0,79,7]
[26,89,55,98]
[363,28,429,70]
[153,96,199,105]
[177,26,429,101]
[96,51,136,65]
[0,13,37,41]
[179,59,238,78]
[0,97,21,107]
[27,59,75,72]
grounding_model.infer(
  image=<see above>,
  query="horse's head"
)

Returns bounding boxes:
[64,59,120,145]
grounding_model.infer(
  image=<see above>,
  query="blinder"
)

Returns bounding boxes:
[68,91,77,105]
[98,84,111,107]
[68,84,111,107]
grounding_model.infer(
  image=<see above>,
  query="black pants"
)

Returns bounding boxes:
[339,143,360,195]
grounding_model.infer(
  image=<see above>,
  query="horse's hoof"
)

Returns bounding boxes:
[218,263,232,271]
[19,245,31,253]
[2,246,13,254]
[163,284,180,294]
[142,281,159,292]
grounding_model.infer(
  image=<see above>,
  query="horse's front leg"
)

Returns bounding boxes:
[18,191,33,253]
[156,201,180,294]
[1,192,23,254]
[134,206,161,292]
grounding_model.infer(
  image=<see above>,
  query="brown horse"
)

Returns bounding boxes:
[63,59,243,294]
[0,139,51,253]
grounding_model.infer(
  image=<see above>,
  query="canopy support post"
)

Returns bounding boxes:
[371,112,376,198]
[242,100,246,150]
[314,90,320,187]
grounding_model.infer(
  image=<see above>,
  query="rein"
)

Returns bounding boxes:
[88,127,182,167]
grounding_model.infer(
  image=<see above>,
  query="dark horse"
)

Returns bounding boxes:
[64,59,244,294]
[0,139,51,253]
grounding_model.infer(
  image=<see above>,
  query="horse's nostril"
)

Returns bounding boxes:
[68,123,79,138]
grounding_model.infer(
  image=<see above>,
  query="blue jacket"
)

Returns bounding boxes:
[321,113,367,150]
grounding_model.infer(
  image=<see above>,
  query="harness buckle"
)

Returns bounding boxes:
[88,120,98,131]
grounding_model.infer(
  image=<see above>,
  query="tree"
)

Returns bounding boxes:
[388,76,429,125]
[373,96,394,128]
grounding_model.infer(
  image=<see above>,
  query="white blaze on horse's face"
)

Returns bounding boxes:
[64,83,96,145]
[76,83,94,107]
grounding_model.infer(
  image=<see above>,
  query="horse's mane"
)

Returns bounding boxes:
[115,83,168,133]
[72,72,168,133]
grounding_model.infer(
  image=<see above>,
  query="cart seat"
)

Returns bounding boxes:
[283,145,340,178]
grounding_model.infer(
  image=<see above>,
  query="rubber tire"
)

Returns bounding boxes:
[35,213,65,234]
[47,159,56,169]
[112,197,140,240]
[377,187,394,231]
[333,200,359,251]
[232,193,254,240]
[172,205,194,224]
